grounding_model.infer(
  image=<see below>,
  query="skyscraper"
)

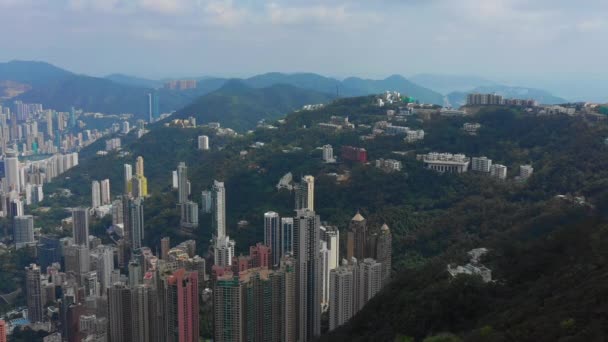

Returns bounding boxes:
[374,224,392,286]
[213,273,242,342]
[281,217,294,258]
[201,190,212,213]
[13,215,34,249]
[72,207,89,246]
[136,156,144,177]
[180,201,199,232]
[4,152,20,193]
[91,180,101,208]
[90,245,115,295]
[133,157,148,197]
[129,197,145,250]
[264,211,281,266]
[26,264,44,323]
[294,176,315,211]
[358,258,383,311]
[329,265,354,331]
[124,164,133,195]
[131,284,159,342]
[166,269,199,342]
[161,237,170,260]
[0,320,6,342]
[347,212,367,261]
[100,179,111,205]
[177,162,189,204]
[212,180,226,238]
[293,209,321,341]
[108,283,133,342]
[148,92,160,123]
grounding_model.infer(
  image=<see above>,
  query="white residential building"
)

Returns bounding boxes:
[520,164,534,179]
[419,153,470,173]
[471,156,493,173]
[100,179,111,205]
[198,135,209,150]
[322,145,336,163]
[91,181,101,208]
[490,164,508,180]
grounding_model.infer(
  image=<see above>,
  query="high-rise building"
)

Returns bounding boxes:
[72,207,90,246]
[373,224,392,286]
[13,215,34,249]
[281,217,294,258]
[198,135,209,150]
[322,144,336,163]
[136,156,144,177]
[180,201,199,232]
[329,265,354,331]
[38,234,62,268]
[4,152,20,193]
[124,164,133,195]
[161,237,170,260]
[177,162,189,204]
[320,241,330,310]
[90,245,115,294]
[91,180,101,208]
[264,211,281,266]
[293,209,321,341]
[201,190,212,214]
[100,179,111,205]
[358,258,383,311]
[294,175,314,211]
[64,244,91,283]
[26,264,44,323]
[148,92,160,123]
[213,259,297,342]
[131,284,159,342]
[129,197,145,250]
[214,236,236,268]
[212,180,226,238]
[0,320,6,342]
[108,283,133,342]
[166,269,199,342]
[347,212,367,261]
[112,199,124,225]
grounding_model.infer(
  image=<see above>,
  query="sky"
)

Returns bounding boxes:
[1,0,607,98]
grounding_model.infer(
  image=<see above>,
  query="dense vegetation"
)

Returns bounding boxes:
[42,94,608,340]
[170,80,335,131]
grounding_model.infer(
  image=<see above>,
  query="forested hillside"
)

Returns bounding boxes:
[43,95,608,340]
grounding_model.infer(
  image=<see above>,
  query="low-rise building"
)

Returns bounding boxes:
[463,123,481,135]
[490,164,507,180]
[471,156,492,173]
[418,152,470,173]
[375,159,402,172]
[519,164,534,179]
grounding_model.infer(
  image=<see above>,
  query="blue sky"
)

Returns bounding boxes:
[1,0,607,92]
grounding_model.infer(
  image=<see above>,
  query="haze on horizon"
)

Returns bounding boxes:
[1,0,607,100]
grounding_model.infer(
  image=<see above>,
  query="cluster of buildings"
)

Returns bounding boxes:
[462,122,481,135]
[318,116,355,130]
[466,93,537,107]
[418,153,534,181]
[372,122,425,143]
[376,91,405,107]
[375,159,402,173]
[163,80,197,90]
[211,175,392,341]
[448,248,492,283]
[0,150,78,220]
[23,213,206,342]
[341,146,368,164]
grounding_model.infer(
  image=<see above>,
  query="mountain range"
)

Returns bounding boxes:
[0,60,570,123]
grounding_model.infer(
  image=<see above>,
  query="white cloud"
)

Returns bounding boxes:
[266,2,349,25]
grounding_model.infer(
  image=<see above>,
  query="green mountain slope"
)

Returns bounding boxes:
[104,73,164,88]
[44,96,608,340]
[0,60,73,86]
[410,73,498,94]
[342,75,445,104]
[169,80,334,131]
